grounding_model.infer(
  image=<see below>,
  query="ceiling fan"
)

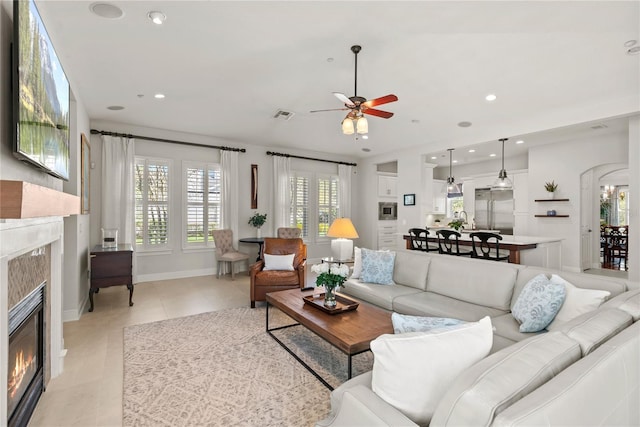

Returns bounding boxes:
[310,45,398,136]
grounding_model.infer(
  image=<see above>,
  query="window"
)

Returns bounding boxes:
[290,172,339,243]
[184,162,221,247]
[135,157,170,249]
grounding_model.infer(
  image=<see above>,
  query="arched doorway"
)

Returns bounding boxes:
[580,164,629,277]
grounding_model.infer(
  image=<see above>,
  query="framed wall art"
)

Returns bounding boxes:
[251,164,258,209]
[81,133,91,214]
[404,193,415,206]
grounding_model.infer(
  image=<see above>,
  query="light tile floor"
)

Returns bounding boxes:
[29,274,254,426]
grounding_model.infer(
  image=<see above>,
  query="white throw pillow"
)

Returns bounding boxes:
[263,253,295,271]
[370,317,493,425]
[546,274,611,330]
[350,246,362,278]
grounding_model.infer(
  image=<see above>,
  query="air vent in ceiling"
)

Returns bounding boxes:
[274,110,295,121]
[590,124,608,130]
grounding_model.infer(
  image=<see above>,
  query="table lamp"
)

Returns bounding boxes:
[327,218,359,261]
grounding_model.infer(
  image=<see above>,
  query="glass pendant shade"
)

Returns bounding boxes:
[491,138,513,190]
[446,148,460,196]
[341,118,355,135]
[356,116,368,134]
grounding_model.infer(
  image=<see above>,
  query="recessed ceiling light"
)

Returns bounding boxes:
[327,57,334,62]
[137,94,144,98]
[362,135,369,139]
[431,156,437,160]
[516,140,524,144]
[148,11,166,25]
[468,149,476,153]
[628,46,640,55]
[362,148,371,152]
[154,93,165,99]
[411,119,421,124]
[453,160,458,163]
[457,121,472,128]
[489,153,496,157]
[90,2,124,19]
[624,40,637,47]
[107,105,124,110]
[485,94,497,101]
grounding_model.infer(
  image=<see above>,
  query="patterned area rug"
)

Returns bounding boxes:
[123,306,374,426]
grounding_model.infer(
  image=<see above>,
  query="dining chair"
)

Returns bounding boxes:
[469,232,510,262]
[277,227,302,239]
[608,234,628,271]
[408,228,433,252]
[436,230,472,256]
[212,229,250,280]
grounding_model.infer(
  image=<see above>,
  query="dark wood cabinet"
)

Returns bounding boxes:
[89,244,133,312]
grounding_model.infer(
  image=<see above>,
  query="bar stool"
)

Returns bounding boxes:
[469,232,510,262]
[436,230,472,256]
[408,228,436,252]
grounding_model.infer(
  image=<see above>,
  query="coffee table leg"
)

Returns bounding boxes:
[348,354,352,379]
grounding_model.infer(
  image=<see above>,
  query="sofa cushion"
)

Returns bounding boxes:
[431,331,581,427]
[426,254,518,311]
[392,250,431,291]
[361,248,396,285]
[554,308,633,356]
[393,291,508,321]
[370,317,493,426]
[391,313,466,334]
[491,313,546,343]
[341,279,422,311]
[492,322,640,427]
[602,289,640,320]
[545,274,610,329]
[350,246,363,279]
[512,274,565,332]
[263,253,294,271]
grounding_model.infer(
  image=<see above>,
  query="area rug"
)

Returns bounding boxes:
[123,306,374,426]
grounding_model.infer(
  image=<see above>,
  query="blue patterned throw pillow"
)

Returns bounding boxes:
[512,274,566,332]
[392,313,467,334]
[360,248,396,285]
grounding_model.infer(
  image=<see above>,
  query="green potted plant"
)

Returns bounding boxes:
[448,218,464,231]
[544,181,558,199]
[248,212,267,237]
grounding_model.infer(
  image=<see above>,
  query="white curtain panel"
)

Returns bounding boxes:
[101,135,135,244]
[273,156,292,229]
[338,164,353,218]
[220,150,239,239]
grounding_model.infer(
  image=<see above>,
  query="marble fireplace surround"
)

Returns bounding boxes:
[1,217,66,423]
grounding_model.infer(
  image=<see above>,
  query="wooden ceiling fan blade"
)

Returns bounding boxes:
[363,94,398,108]
[363,108,394,119]
[310,107,350,113]
[333,92,356,108]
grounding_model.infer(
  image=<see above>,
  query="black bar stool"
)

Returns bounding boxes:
[408,228,436,252]
[469,232,509,262]
[436,230,472,256]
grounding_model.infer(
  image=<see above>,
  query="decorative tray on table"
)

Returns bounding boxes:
[303,293,359,314]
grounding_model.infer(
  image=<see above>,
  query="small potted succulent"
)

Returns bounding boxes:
[544,181,558,199]
[248,212,267,237]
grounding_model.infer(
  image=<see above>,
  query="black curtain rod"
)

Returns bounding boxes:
[266,151,356,167]
[90,129,246,153]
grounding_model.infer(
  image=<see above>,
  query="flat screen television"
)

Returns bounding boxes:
[12,0,70,181]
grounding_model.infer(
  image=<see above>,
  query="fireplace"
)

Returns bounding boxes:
[7,282,45,427]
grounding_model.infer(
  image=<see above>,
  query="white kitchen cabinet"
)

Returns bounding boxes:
[378,222,398,250]
[432,179,447,213]
[378,174,398,198]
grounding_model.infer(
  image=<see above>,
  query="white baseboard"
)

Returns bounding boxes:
[136,268,216,283]
[63,296,89,322]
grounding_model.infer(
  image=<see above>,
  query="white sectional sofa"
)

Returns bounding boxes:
[316,250,640,427]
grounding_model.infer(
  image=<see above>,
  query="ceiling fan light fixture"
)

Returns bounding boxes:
[356,116,368,134]
[342,118,355,135]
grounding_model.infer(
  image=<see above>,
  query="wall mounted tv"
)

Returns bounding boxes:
[13,0,70,181]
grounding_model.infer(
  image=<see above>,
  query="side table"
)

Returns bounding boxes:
[89,244,133,312]
[239,237,265,261]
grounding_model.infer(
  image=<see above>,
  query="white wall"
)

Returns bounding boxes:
[89,120,358,282]
[527,130,629,273]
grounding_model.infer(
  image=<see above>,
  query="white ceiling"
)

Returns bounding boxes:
[35,1,640,160]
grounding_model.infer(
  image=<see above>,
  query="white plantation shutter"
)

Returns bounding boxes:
[290,175,309,238]
[318,175,339,238]
[135,157,170,249]
[184,162,220,247]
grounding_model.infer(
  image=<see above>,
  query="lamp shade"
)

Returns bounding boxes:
[327,218,359,239]
[356,116,368,134]
[342,118,355,135]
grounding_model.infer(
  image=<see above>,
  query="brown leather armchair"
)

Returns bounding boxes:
[250,238,306,308]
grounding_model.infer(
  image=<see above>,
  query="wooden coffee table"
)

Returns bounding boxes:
[266,288,392,390]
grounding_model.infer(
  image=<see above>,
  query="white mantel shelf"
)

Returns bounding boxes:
[0,180,79,219]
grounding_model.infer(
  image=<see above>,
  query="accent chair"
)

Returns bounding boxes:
[212,229,250,280]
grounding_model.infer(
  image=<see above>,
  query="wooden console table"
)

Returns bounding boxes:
[89,244,133,312]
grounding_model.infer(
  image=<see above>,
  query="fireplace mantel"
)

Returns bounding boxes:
[0,180,79,219]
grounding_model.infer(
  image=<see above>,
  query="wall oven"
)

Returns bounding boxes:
[378,202,398,220]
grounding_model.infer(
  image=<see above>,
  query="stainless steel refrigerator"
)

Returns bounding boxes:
[474,188,514,235]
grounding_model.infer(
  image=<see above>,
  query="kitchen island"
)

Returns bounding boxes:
[403,233,563,267]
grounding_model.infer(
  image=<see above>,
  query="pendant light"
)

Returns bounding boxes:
[446,148,461,197]
[492,138,513,190]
